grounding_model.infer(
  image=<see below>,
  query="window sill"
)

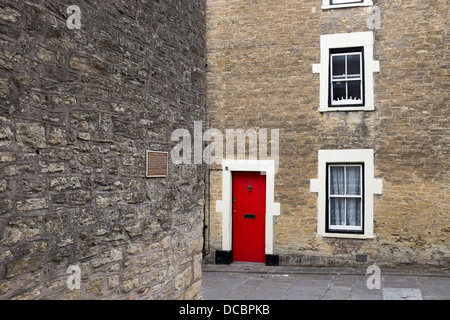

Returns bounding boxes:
[317,232,375,239]
[322,3,373,10]
[319,106,375,112]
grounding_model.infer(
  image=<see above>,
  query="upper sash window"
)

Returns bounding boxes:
[330,48,364,107]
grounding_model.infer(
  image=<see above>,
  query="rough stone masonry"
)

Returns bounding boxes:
[204,0,449,268]
[0,0,206,299]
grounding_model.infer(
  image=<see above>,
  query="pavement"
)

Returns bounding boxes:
[201,263,450,300]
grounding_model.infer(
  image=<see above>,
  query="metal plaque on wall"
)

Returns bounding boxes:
[146,150,168,178]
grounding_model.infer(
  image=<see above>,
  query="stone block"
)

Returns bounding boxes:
[5,256,45,278]
[120,278,139,293]
[70,54,108,75]
[39,161,65,173]
[175,266,192,291]
[68,193,92,205]
[91,249,123,268]
[3,217,42,245]
[0,126,13,146]
[17,198,48,211]
[0,198,12,214]
[86,277,104,296]
[48,127,67,146]
[108,275,120,289]
[49,177,81,191]
[11,287,41,300]
[0,152,15,162]
[16,122,46,149]
[0,281,10,295]
[96,194,121,208]
[184,280,202,300]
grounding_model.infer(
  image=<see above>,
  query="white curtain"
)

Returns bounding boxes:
[346,166,361,226]
[330,166,345,225]
[330,166,361,227]
[346,166,361,195]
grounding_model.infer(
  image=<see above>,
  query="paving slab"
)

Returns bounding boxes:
[383,275,420,288]
[417,276,450,300]
[383,288,423,300]
[202,263,450,300]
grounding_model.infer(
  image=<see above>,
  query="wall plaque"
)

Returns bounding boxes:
[146,150,168,178]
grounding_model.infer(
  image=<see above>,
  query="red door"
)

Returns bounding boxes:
[232,171,266,263]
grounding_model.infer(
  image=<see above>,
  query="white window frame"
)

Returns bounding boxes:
[322,0,373,10]
[330,51,363,106]
[327,164,363,232]
[310,150,382,239]
[312,32,380,112]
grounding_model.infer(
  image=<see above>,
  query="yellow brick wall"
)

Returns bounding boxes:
[205,0,449,267]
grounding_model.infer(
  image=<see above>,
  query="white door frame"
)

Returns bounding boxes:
[216,160,280,255]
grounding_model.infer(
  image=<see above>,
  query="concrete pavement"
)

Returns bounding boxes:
[201,263,450,300]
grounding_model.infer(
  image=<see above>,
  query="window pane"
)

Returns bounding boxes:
[332,82,346,102]
[332,55,345,78]
[347,53,361,76]
[346,198,362,226]
[347,80,362,101]
[346,166,361,195]
[330,198,345,226]
[329,166,345,195]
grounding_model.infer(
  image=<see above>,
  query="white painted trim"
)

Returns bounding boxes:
[216,160,280,255]
[312,31,379,112]
[321,0,373,10]
[310,149,382,239]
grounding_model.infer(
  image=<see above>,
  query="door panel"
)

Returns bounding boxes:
[232,171,266,263]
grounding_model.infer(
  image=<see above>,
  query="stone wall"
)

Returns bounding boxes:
[204,0,449,268]
[0,0,206,299]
